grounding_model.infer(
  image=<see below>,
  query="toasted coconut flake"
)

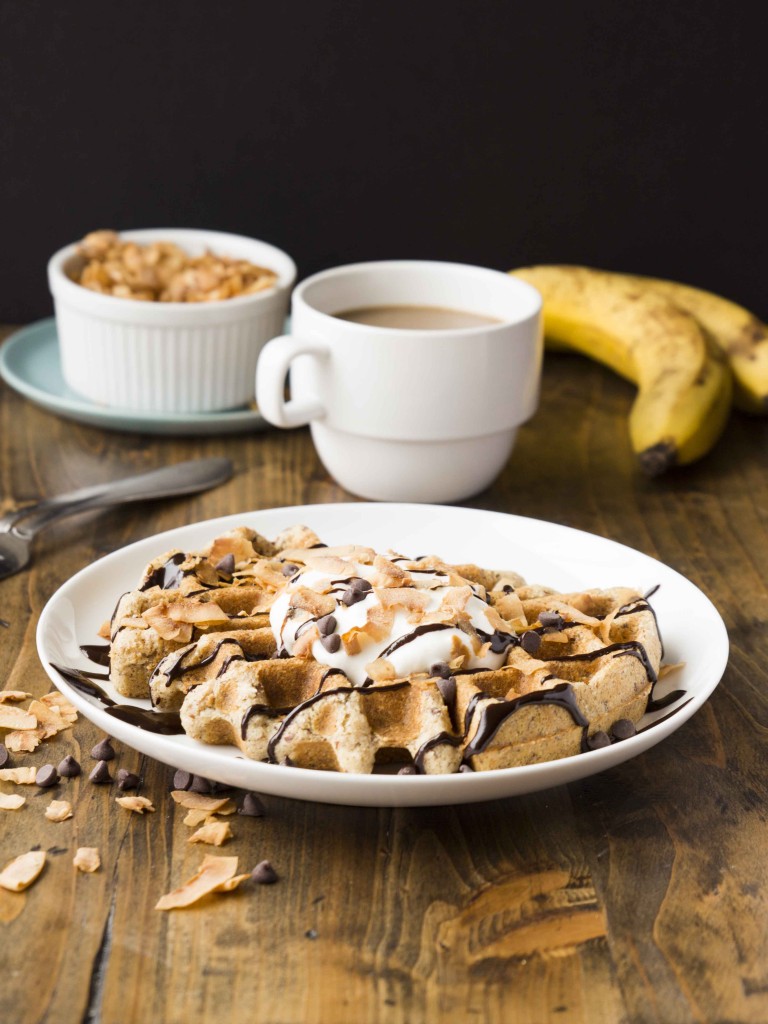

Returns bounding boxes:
[272,524,323,552]
[491,590,527,626]
[0,793,26,811]
[0,691,33,704]
[155,854,240,910]
[0,706,37,730]
[0,767,36,784]
[74,847,100,873]
[541,600,602,628]
[3,730,42,753]
[289,587,336,618]
[0,850,46,891]
[207,534,258,568]
[97,620,111,639]
[341,629,375,656]
[188,820,233,846]
[45,799,73,822]
[365,658,397,683]
[120,616,150,630]
[183,808,215,827]
[27,699,67,738]
[299,554,355,576]
[169,601,230,626]
[40,691,78,724]
[212,873,251,892]
[170,791,236,814]
[370,554,409,588]
[116,796,155,814]
[292,623,320,659]
[142,606,194,642]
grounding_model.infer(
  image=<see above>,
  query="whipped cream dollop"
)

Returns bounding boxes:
[268,546,517,686]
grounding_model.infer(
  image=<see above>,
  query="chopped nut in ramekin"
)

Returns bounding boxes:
[73,230,278,303]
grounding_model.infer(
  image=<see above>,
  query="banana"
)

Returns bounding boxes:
[510,265,733,475]
[616,274,768,413]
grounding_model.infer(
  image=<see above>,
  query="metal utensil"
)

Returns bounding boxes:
[0,456,233,581]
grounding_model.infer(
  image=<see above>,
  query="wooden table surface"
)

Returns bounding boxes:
[1,323,767,1024]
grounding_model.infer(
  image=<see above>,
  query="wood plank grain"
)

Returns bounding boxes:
[1,341,767,1023]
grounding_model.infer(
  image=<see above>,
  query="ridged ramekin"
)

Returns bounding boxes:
[47,228,297,413]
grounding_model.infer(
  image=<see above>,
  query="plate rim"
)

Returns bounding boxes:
[36,502,730,807]
[0,318,267,433]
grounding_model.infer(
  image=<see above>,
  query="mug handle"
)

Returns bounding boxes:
[256,335,328,428]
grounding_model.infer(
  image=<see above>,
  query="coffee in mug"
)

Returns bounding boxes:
[256,260,542,503]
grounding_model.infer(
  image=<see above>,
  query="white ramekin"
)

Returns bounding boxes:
[47,228,297,413]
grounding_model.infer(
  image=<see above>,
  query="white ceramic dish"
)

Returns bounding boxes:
[36,503,729,807]
[47,228,296,413]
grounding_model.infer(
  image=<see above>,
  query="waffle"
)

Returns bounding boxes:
[103,525,664,772]
[109,525,321,697]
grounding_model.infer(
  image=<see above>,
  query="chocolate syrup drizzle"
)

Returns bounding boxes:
[51,663,183,735]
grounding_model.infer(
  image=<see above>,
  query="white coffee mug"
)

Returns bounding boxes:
[256,260,542,502]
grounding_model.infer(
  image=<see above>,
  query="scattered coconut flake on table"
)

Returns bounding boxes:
[0,793,26,811]
[188,820,233,846]
[45,800,73,822]
[115,796,155,814]
[73,848,100,873]
[0,767,36,784]
[0,851,46,892]
[155,854,245,910]
[170,791,236,814]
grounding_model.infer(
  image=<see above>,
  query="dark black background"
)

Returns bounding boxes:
[1,0,765,321]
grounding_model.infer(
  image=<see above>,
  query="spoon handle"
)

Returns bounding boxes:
[3,458,233,539]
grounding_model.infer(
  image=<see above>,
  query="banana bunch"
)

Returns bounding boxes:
[510,265,768,475]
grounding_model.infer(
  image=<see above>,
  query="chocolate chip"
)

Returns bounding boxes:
[189,774,213,794]
[397,765,417,775]
[173,769,193,790]
[251,860,278,884]
[436,676,456,708]
[89,760,113,785]
[0,743,10,769]
[215,553,235,575]
[341,588,365,606]
[90,737,115,761]
[585,731,612,750]
[36,764,59,788]
[281,562,299,577]
[539,610,565,630]
[239,792,266,817]
[459,764,475,773]
[610,719,637,741]
[116,769,141,791]
[57,755,81,778]
[305,929,319,940]
[502,584,514,594]
[350,577,372,593]
[317,614,337,637]
[430,662,451,679]
[320,633,341,653]
[521,630,542,655]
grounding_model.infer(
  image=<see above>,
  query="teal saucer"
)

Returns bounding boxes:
[0,318,268,436]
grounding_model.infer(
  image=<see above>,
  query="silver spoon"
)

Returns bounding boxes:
[0,457,233,580]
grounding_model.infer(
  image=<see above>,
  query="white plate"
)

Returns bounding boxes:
[36,503,729,807]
